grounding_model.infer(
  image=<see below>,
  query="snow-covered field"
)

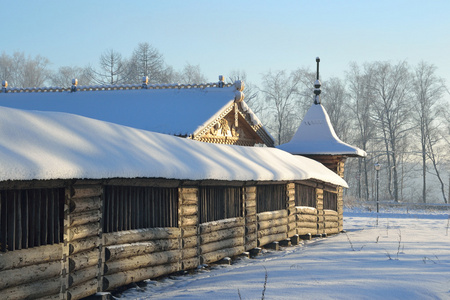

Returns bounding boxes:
[115,208,450,300]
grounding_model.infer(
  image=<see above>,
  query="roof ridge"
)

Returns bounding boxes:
[0,82,234,93]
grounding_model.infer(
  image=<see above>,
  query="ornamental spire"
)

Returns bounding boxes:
[313,57,321,105]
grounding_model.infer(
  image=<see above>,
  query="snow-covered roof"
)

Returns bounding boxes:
[0,106,347,187]
[278,104,366,157]
[0,84,267,141]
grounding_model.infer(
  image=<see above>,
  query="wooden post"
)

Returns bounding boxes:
[244,186,257,251]
[316,188,324,235]
[178,187,199,270]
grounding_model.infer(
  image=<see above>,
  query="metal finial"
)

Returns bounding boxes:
[313,57,321,104]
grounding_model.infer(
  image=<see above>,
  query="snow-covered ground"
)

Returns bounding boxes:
[115,208,450,300]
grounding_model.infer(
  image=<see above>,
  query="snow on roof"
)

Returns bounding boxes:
[0,86,243,137]
[0,106,347,187]
[278,104,366,157]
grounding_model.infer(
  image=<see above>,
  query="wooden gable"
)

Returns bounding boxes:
[192,102,274,147]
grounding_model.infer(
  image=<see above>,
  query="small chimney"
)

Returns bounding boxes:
[1,80,7,93]
[313,57,321,105]
[142,76,149,89]
[218,75,225,88]
[71,79,78,92]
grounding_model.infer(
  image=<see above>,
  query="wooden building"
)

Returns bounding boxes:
[0,69,360,299]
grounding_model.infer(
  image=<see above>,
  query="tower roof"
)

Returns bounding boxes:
[277,103,366,157]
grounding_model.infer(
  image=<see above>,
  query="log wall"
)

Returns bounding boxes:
[0,178,344,299]
[256,210,288,247]
[295,206,318,236]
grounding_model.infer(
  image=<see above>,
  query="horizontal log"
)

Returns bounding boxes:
[246,224,257,235]
[258,225,287,239]
[200,227,245,245]
[245,206,257,216]
[182,257,199,270]
[288,214,296,223]
[105,250,180,275]
[67,278,98,300]
[295,206,317,215]
[70,264,99,289]
[200,237,244,254]
[107,239,180,261]
[245,214,257,224]
[244,186,257,194]
[200,246,245,265]
[182,248,198,260]
[257,233,286,247]
[324,222,339,229]
[70,236,101,255]
[0,259,61,290]
[181,227,197,238]
[68,223,100,241]
[181,204,198,216]
[69,197,102,214]
[296,221,317,229]
[297,228,317,236]
[1,275,61,300]
[245,240,257,252]
[69,210,101,227]
[71,185,103,199]
[245,199,256,208]
[258,218,288,231]
[257,210,288,221]
[182,236,198,249]
[70,248,99,272]
[324,216,339,223]
[323,210,338,216]
[104,228,181,246]
[180,187,198,195]
[200,217,244,234]
[324,228,340,235]
[317,216,324,223]
[39,293,60,300]
[317,223,324,229]
[0,243,62,271]
[104,263,179,291]
[181,215,198,227]
[297,214,317,223]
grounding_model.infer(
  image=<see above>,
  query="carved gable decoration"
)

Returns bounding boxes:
[193,103,266,146]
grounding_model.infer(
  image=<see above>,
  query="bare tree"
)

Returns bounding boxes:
[346,63,377,200]
[178,63,207,84]
[90,49,127,85]
[50,66,93,87]
[412,61,447,203]
[126,43,167,84]
[369,61,412,202]
[228,70,264,114]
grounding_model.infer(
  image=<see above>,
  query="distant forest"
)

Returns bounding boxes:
[1,43,450,204]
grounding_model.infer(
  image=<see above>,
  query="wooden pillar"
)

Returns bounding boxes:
[315,188,324,235]
[286,183,296,238]
[337,186,344,232]
[243,186,257,251]
[63,181,103,300]
[178,187,199,270]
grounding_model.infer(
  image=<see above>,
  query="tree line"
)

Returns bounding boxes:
[1,43,449,203]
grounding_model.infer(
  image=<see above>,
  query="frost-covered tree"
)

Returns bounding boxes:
[125,43,168,84]
[412,61,447,203]
[0,52,51,87]
[178,63,207,84]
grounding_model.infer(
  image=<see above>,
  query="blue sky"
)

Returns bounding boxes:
[1,0,450,92]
